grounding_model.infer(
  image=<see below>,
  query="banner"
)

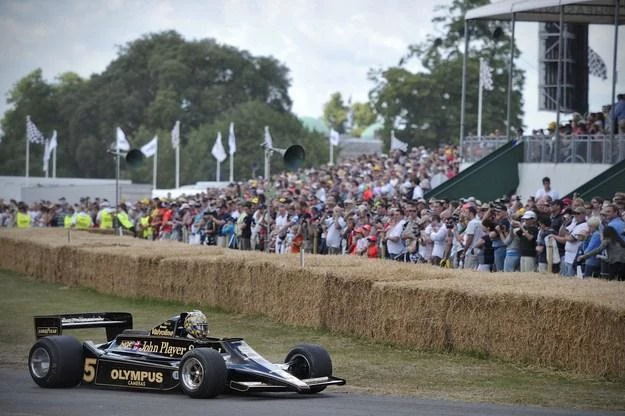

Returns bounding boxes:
[26,115,45,144]
[228,122,236,155]
[330,129,340,146]
[116,127,130,152]
[141,136,158,157]
[263,126,273,148]
[211,132,227,162]
[390,130,408,152]
[171,120,180,149]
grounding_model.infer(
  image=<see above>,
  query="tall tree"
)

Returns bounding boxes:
[322,92,348,134]
[0,31,320,182]
[368,0,524,149]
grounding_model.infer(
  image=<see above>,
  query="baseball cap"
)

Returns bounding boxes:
[521,211,537,220]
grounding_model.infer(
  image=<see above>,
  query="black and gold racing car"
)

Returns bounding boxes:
[28,311,345,398]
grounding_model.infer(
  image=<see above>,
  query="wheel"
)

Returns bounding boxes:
[284,344,333,393]
[28,336,83,388]
[179,348,227,398]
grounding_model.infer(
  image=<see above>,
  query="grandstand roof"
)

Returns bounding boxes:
[465,0,625,25]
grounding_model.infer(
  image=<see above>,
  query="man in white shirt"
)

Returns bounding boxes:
[553,206,588,277]
[325,207,346,254]
[535,177,560,201]
[386,209,407,260]
[463,206,483,270]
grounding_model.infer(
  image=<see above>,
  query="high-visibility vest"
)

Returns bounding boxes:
[16,212,32,228]
[117,212,133,229]
[140,216,152,238]
[64,214,74,228]
[100,210,113,229]
[75,213,92,229]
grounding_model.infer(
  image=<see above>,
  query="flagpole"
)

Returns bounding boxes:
[229,156,233,183]
[477,64,484,138]
[44,139,49,178]
[153,139,158,189]
[329,142,334,165]
[216,161,221,182]
[175,145,180,189]
[25,134,29,181]
[52,148,57,178]
[264,149,270,180]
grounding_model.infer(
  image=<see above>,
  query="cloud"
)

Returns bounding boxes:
[0,0,623,135]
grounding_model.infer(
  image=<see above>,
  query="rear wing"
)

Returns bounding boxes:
[34,312,133,341]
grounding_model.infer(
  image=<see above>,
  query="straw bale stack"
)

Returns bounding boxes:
[2,228,625,377]
[366,274,625,377]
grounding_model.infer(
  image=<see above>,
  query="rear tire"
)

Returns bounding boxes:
[179,348,227,398]
[284,344,332,393]
[28,336,83,388]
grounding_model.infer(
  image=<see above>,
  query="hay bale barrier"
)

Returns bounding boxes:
[1,228,624,378]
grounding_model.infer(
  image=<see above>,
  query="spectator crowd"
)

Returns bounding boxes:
[2,143,625,281]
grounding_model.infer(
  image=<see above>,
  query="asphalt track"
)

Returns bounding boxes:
[2,369,624,416]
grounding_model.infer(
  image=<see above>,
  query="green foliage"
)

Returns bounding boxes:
[322,92,348,134]
[369,0,525,149]
[350,102,377,138]
[0,30,320,182]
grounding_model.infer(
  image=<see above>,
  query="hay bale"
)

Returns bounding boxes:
[365,274,625,378]
[3,228,625,378]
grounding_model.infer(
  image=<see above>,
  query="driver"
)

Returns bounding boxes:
[183,310,210,339]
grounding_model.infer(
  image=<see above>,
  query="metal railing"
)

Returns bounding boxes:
[461,135,625,164]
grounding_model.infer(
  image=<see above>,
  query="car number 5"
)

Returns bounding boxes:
[83,358,97,383]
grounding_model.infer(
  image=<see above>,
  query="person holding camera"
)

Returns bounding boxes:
[515,211,539,273]
[552,206,589,277]
[324,206,346,255]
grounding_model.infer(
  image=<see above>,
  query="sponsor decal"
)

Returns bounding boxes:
[95,360,178,390]
[150,327,174,337]
[62,317,105,324]
[119,340,194,357]
[36,327,59,336]
[110,369,164,387]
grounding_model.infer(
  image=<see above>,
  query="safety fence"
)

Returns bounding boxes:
[462,135,625,164]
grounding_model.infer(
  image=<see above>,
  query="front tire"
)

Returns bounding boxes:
[28,336,83,388]
[179,348,227,398]
[284,344,333,393]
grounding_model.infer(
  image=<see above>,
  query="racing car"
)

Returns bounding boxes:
[28,310,345,398]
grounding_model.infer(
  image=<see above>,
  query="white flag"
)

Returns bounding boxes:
[228,122,236,155]
[211,132,227,162]
[26,115,45,144]
[43,130,57,168]
[48,129,58,152]
[263,126,273,149]
[43,140,49,172]
[390,130,408,152]
[479,58,494,91]
[141,136,158,158]
[116,127,130,152]
[171,120,180,149]
[588,47,608,80]
[329,129,340,146]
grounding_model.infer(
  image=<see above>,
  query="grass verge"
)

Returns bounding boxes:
[1,268,623,410]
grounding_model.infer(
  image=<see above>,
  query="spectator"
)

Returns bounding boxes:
[580,216,603,278]
[516,210,539,272]
[553,206,589,277]
[535,214,555,273]
[535,177,560,201]
[578,226,625,281]
[462,206,483,270]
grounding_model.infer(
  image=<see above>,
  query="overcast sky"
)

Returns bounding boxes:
[0,0,623,137]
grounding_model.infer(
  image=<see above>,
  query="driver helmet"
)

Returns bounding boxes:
[184,310,210,339]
